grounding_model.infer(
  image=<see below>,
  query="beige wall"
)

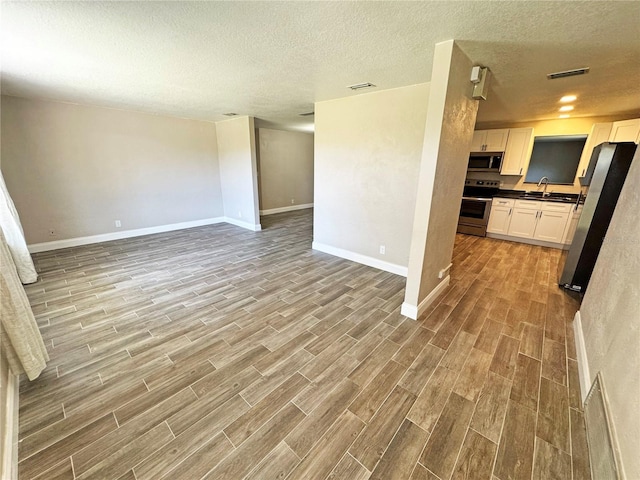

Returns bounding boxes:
[256,128,314,212]
[313,83,430,270]
[404,41,478,313]
[580,150,640,478]
[470,115,636,194]
[216,116,260,229]
[1,96,223,244]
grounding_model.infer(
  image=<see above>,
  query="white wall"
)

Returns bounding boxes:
[403,40,479,317]
[256,128,314,213]
[216,116,261,230]
[579,149,640,478]
[313,83,430,273]
[0,96,223,244]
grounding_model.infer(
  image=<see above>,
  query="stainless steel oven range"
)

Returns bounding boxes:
[457,179,500,237]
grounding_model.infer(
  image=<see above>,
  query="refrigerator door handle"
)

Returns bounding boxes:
[574,191,582,211]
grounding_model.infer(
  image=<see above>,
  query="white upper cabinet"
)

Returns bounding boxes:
[470,129,509,152]
[470,130,487,152]
[500,127,534,176]
[577,123,613,178]
[609,118,640,143]
[484,129,510,151]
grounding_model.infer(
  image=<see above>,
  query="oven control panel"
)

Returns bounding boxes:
[465,179,500,188]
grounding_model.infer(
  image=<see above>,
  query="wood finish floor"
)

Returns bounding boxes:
[20,209,591,480]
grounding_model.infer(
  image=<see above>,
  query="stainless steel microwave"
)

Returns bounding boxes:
[468,152,503,172]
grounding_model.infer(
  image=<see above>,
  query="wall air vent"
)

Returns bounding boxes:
[547,67,590,80]
[299,112,315,117]
[347,82,376,91]
[223,112,238,116]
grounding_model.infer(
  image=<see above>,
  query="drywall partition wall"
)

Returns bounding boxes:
[579,148,640,479]
[257,128,314,214]
[313,83,430,275]
[402,40,479,319]
[216,116,261,231]
[0,96,224,246]
[0,351,18,480]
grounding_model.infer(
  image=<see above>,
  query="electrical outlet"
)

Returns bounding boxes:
[379,245,386,255]
[115,220,121,228]
[291,198,295,204]
[49,229,56,237]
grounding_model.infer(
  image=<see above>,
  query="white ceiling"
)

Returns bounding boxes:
[2,1,639,131]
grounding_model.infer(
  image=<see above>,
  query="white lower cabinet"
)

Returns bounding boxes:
[487,198,514,234]
[487,198,574,247]
[533,210,570,243]
[508,208,538,238]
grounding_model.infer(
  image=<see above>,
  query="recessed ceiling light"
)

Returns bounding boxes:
[560,95,577,103]
[559,114,571,119]
[347,82,376,91]
[559,105,574,112]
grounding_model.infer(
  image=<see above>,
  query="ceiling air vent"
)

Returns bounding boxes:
[223,112,238,116]
[299,111,315,117]
[547,67,590,80]
[347,82,376,91]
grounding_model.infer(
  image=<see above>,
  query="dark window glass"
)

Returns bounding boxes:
[524,135,587,185]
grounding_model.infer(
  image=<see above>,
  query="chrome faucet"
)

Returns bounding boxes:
[537,176,550,197]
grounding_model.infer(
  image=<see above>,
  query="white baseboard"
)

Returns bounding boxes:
[401,275,451,320]
[312,241,408,277]
[26,216,268,253]
[260,203,313,216]
[573,310,591,404]
[223,217,262,232]
[487,232,565,250]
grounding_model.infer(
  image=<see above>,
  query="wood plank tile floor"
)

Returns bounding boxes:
[19,209,591,480]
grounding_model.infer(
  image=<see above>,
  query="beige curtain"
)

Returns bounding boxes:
[0,173,37,284]
[0,229,48,380]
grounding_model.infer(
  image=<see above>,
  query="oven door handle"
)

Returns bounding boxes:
[462,197,493,202]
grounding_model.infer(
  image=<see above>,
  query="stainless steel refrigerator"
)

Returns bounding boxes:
[558,142,638,293]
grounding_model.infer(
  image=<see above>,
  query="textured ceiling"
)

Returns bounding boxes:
[2,1,639,131]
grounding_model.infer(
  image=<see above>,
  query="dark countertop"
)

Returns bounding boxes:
[494,189,581,204]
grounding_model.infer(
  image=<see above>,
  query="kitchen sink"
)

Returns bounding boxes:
[519,194,575,202]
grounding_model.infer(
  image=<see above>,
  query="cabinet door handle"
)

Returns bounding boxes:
[519,167,523,175]
[509,208,512,215]
[582,168,586,176]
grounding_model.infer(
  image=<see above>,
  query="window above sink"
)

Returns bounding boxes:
[524,135,588,185]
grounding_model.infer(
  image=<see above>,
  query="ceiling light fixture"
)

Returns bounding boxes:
[559,114,571,119]
[560,95,577,103]
[347,82,376,91]
[559,105,574,112]
[547,67,589,80]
